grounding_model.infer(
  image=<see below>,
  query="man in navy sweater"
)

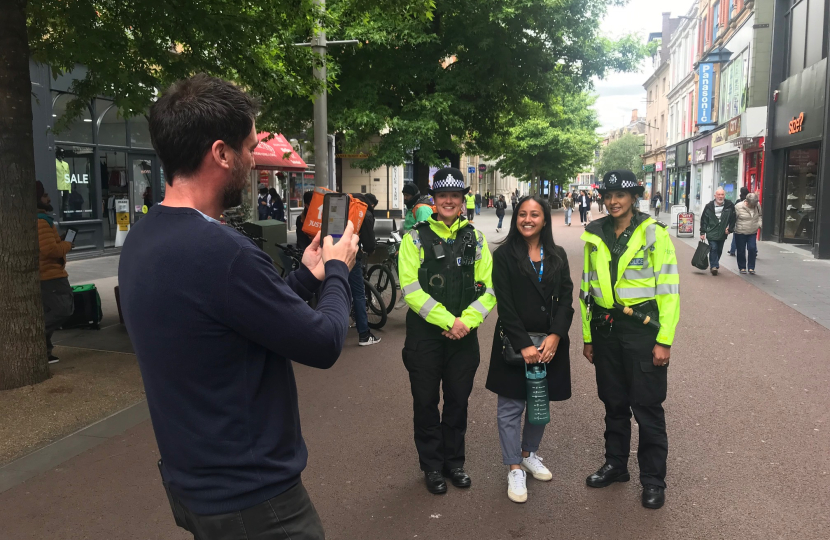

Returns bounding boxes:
[119,74,358,540]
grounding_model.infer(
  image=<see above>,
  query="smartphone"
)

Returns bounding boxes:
[63,227,77,244]
[321,193,350,244]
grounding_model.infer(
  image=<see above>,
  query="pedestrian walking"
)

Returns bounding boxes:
[119,74,359,540]
[268,187,285,221]
[699,187,736,276]
[495,194,507,232]
[651,192,662,217]
[595,191,604,214]
[728,187,749,256]
[398,167,497,495]
[36,181,74,364]
[465,190,476,222]
[475,190,482,216]
[577,190,591,227]
[349,193,382,346]
[580,170,680,510]
[733,192,761,275]
[257,186,269,220]
[562,192,573,226]
[511,193,518,213]
[486,195,574,504]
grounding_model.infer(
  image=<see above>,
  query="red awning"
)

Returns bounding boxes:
[253,133,307,172]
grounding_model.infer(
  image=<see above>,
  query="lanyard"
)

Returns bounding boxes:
[529,246,544,282]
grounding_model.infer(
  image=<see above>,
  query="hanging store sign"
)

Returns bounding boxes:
[695,146,709,163]
[656,161,663,171]
[788,112,805,134]
[727,116,742,139]
[697,63,715,126]
[666,147,677,168]
[711,127,728,147]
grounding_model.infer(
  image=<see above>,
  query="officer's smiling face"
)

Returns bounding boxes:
[603,190,635,218]
[516,199,545,239]
[435,191,463,221]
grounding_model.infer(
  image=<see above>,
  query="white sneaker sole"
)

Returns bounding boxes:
[358,339,381,346]
[508,489,527,503]
[520,463,552,481]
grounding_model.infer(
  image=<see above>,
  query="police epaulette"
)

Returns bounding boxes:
[653,219,668,228]
[414,220,430,228]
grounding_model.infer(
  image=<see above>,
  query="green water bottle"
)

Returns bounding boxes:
[525,363,550,425]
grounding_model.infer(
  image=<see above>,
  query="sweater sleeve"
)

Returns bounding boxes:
[225,245,351,369]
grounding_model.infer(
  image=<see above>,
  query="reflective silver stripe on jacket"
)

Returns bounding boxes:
[475,231,484,261]
[590,286,604,298]
[419,297,438,319]
[641,223,657,269]
[579,289,591,302]
[655,283,679,295]
[622,268,655,281]
[485,287,496,297]
[469,299,491,318]
[402,282,422,297]
[655,264,679,277]
[616,287,653,299]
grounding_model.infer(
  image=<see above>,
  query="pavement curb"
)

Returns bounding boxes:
[0,400,150,494]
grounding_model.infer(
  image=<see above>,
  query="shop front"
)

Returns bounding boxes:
[711,126,740,203]
[667,142,691,208]
[30,62,165,254]
[251,133,309,230]
[691,133,713,215]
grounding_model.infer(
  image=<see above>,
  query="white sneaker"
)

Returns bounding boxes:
[521,452,553,481]
[802,204,814,211]
[507,469,527,503]
[787,205,797,210]
[787,194,799,200]
[358,333,382,346]
[786,216,796,222]
[806,195,816,200]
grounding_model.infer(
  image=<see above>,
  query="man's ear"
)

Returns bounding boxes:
[211,140,232,170]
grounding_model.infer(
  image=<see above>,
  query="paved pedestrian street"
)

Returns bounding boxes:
[2,207,828,539]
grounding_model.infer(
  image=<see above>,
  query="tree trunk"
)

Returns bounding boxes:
[0,0,51,390]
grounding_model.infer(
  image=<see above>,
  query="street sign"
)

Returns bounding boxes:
[478,164,487,172]
[669,205,686,229]
[468,166,476,174]
[677,212,695,237]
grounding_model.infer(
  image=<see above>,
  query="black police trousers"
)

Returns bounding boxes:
[402,310,480,472]
[591,316,668,488]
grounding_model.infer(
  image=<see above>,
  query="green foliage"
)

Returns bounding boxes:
[493,92,601,192]
[594,133,646,181]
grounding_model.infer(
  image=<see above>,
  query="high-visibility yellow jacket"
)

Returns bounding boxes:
[465,194,476,209]
[579,215,680,346]
[398,216,497,331]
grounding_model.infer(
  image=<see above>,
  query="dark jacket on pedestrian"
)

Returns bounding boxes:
[485,244,574,401]
[700,199,737,241]
[494,199,507,217]
[652,193,662,208]
[475,193,482,205]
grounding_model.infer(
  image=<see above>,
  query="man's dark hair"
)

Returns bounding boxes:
[303,190,314,205]
[149,74,260,185]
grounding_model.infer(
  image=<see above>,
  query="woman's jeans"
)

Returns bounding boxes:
[565,207,572,224]
[735,233,757,270]
[497,215,504,228]
[348,259,369,336]
[497,396,546,465]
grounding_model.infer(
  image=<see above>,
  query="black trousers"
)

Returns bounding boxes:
[167,481,325,540]
[591,317,668,488]
[579,206,588,223]
[402,311,480,472]
[467,208,475,221]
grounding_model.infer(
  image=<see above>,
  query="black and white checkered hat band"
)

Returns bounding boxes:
[432,174,465,190]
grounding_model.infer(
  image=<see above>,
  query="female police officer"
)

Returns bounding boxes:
[579,170,680,510]
[398,167,497,495]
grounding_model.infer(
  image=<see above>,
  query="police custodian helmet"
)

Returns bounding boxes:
[597,170,645,197]
[429,167,470,196]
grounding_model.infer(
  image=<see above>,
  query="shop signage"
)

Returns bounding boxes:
[697,63,715,125]
[656,161,663,172]
[115,198,130,232]
[644,164,655,172]
[727,116,741,139]
[468,166,476,174]
[666,148,677,168]
[335,153,370,159]
[677,212,695,237]
[711,127,728,147]
[788,112,805,134]
[695,146,709,163]
[479,164,487,172]
[391,166,400,209]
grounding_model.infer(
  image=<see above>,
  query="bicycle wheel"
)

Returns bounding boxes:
[366,264,397,314]
[363,281,388,329]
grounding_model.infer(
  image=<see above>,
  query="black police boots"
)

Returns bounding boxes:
[642,485,665,509]
[424,471,447,494]
[442,467,472,488]
[585,463,631,488]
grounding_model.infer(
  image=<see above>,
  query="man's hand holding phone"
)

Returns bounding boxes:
[322,221,359,270]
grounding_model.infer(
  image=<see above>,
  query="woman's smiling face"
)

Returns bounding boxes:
[516,199,545,240]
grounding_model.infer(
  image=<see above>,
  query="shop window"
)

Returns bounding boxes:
[712,2,720,43]
[96,100,127,147]
[728,0,734,22]
[51,93,93,144]
[55,145,97,221]
[715,154,739,202]
[788,0,808,76]
[804,0,826,68]
[129,115,153,148]
[784,147,819,242]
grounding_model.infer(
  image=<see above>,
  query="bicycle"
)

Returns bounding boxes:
[277,243,387,329]
[366,231,402,314]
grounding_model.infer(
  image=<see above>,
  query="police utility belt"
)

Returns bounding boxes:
[590,299,660,332]
[415,222,484,317]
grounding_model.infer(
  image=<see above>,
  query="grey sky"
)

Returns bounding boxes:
[592,0,692,133]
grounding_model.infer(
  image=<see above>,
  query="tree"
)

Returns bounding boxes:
[594,133,646,182]
[270,0,646,190]
[1,0,434,389]
[494,92,600,196]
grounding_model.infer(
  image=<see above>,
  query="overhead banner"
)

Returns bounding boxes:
[697,63,715,126]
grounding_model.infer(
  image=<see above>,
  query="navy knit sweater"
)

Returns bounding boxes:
[119,205,351,515]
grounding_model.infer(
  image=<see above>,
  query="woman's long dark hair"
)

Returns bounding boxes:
[501,195,562,282]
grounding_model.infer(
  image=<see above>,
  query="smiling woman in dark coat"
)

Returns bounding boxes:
[486,194,574,504]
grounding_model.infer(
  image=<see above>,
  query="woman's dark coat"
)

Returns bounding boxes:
[485,243,574,401]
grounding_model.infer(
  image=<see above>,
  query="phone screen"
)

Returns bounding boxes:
[322,194,350,243]
[64,228,77,244]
